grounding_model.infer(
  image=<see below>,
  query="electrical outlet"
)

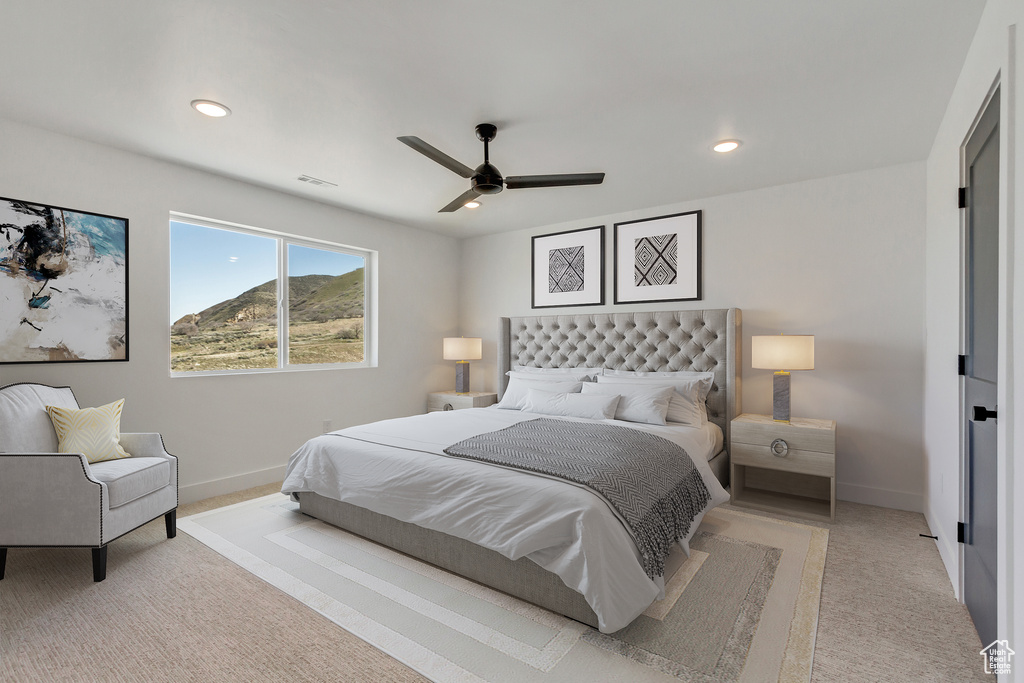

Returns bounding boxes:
[322,419,332,434]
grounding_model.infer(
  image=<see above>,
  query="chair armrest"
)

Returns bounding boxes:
[118,433,178,506]
[0,453,103,546]
[119,433,176,463]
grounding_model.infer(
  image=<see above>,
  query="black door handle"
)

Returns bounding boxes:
[973,405,998,422]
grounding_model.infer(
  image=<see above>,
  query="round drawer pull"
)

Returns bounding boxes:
[770,438,789,457]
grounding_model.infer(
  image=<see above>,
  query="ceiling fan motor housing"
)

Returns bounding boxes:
[473,162,504,194]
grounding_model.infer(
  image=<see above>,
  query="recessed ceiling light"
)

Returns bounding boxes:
[713,140,741,153]
[464,200,481,209]
[191,99,231,118]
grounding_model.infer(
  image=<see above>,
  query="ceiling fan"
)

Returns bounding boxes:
[398,123,605,213]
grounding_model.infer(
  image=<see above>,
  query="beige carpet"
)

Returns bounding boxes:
[775,503,991,683]
[0,484,426,683]
[0,483,990,682]
[178,495,827,682]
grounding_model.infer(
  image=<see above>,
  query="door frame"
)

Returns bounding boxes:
[958,75,1010,644]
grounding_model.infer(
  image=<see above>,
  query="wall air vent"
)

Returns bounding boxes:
[297,174,338,188]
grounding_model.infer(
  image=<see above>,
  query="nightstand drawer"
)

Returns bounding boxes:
[731,416,835,454]
[732,443,835,477]
[427,391,497,412]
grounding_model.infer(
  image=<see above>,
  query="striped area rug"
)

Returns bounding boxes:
[180,495,827,682]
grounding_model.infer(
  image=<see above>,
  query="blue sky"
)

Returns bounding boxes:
[170,222,364,322]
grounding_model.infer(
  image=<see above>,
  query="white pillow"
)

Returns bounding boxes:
[496,375,583,410]
[521,388,620,420]
[598,372,714,427]
[509,366,602,381]
[580,383,674,425]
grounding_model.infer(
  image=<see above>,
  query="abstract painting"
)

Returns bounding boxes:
[0,196,128,363]
[614,211,701,304]
[532,225,604,308]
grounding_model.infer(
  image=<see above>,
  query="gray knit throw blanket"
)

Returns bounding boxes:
[444,418,711,578]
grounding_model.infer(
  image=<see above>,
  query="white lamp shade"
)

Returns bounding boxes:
[443,337,482,361]
[751,335,814,370]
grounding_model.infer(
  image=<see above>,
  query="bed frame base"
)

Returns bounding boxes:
[298,491,601,629]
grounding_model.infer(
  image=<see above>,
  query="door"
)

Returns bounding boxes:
[962,88,999,648]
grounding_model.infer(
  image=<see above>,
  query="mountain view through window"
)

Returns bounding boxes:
[170,219,368,374]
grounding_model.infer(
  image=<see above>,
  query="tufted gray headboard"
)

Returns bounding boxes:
[498,308,742,456]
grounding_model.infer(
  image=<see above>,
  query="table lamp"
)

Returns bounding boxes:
[443,337,482,394]
[751,334,814,423]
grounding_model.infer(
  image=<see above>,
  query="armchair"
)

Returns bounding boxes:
[0,382,178,582]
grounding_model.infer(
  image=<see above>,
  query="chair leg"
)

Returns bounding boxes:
[165,509,177,539]
[0,548,6,580]
[92,546,107,582]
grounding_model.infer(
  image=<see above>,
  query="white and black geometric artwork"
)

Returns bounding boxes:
[548,246,585,293]
[614,211,700,304]
[532,225,604,308]
[633,234,677,287]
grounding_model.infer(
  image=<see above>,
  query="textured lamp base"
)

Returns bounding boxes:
[772,371,791,422]
[455,361,470,394]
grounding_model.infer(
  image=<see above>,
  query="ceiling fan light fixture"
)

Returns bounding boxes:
[713,139,741,153]
[191,99,231,117]
[464,200,481,209]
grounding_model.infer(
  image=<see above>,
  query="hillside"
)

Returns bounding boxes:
[289,267,364,323]
[174,269,363,329]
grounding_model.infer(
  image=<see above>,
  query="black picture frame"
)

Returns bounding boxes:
[614,210,701,304]
[0,196,128,364]
[531,225,605,309]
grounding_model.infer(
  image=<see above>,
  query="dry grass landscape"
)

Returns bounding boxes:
[170,268,365,372]
[171,317,364,371]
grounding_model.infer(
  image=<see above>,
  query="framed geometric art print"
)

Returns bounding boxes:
[614,210,701,304]
[532,225,605,309]
[0,196,128,363]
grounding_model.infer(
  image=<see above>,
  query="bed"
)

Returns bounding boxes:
[283,308,741,633]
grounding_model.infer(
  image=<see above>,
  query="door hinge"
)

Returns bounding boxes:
[958,354,967,376]
[958,522,966,543]
[958,187,967,209]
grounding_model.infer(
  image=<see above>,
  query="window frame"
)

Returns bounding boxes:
[169,212,377,377]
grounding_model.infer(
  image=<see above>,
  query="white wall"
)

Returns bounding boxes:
[461,162,927,511]
[0,118,459,502]
[923,0,1023,653]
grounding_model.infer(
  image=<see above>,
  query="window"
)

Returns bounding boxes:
[170,214,373,375]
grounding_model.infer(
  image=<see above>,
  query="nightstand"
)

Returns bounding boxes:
[730,413,836,521]
[427,390,498,413]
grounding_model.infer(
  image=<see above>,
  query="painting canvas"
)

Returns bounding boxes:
[532,225,604,308]
[614,210,701,304]
[0,196,128,363]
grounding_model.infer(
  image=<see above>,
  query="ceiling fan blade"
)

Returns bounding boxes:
[439,188,481,213]
[398,136,475,178]
[505,173,605,189]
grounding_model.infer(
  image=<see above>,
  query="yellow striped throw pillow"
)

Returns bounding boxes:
[45,399,131,463]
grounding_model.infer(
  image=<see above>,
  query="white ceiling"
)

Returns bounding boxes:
[0,1,986,237]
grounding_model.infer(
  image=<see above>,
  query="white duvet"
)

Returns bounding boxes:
[281,407,729,633]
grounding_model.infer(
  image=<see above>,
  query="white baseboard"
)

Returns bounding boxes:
[925,504,962,601]
[179,464,287,505]
[836,481,923,513]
